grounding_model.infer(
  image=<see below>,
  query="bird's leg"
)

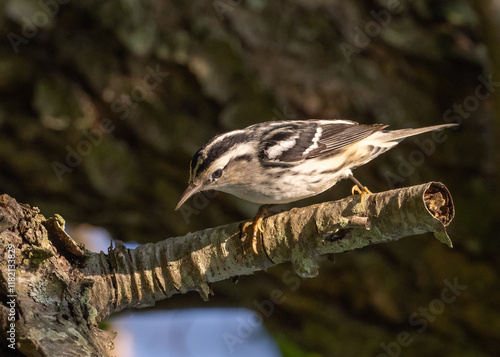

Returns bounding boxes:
[242,204,272,255]
[349,175,372,208]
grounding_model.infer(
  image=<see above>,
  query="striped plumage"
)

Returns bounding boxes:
[176,119,457,209]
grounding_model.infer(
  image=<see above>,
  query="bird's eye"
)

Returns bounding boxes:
[211,168,223,181]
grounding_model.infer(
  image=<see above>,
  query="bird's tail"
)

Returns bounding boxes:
[378,123,459,142]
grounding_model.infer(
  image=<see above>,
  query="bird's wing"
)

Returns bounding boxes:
[258,120,387,164]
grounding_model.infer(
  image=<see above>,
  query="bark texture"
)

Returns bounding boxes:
[0,183,453,356]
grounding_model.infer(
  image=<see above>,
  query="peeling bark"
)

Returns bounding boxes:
[0,182,454,356]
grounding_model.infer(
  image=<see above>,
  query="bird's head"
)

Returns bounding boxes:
[175,131,253,210]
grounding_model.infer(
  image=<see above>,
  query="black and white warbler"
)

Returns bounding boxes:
[176,119,457,252]
[176,119,456,208]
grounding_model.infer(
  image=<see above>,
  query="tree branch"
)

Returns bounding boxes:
[0,182,454,356]
[85,182,454,318]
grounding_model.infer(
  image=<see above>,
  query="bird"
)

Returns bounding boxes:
[175,119,457,254]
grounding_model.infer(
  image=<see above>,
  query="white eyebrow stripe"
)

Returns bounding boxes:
[208,129,246,148]
[303,126,323,156]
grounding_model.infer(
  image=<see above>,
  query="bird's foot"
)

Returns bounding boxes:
[351,184,372,209]
[349,174,373,209]
[242,205,270,255]
[351,184,372,196]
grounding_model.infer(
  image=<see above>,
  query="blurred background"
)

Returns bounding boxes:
[1,0,500,356]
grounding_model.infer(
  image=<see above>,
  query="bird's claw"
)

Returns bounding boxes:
[242,206,269,255]
[351,185,372,196]
[351,185,372,209]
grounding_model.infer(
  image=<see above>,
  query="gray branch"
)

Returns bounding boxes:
[0,182,454,356]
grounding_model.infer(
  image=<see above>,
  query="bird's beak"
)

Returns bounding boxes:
[175,183,202,210]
